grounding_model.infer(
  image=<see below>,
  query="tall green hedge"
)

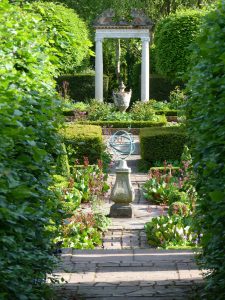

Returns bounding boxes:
[61,124,104,164]
[140,127,187,162]
[187,1,225,298]
[131,64,181,101]
[0,1,62,299]
[26,1,92,74]
[57,74,109,101]
[154,9,206,81]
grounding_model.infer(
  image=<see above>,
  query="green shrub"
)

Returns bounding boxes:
[0,1,62,298]
[187,1,225,298]
[155,110,178,116]
[87,100,116,120]
[169,86,186,110]
[168,201,189,216]
[57,74,109,101]
[130,101,163,121]
[26,1,92,73]
[61,124,103,164]
[154,9,206,80]
[140,127,187,162]
[77,117,167,128]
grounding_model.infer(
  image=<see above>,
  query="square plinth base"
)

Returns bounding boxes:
[110,203,133,218]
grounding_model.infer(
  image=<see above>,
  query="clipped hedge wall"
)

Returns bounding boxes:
[60,124,103,164]
[155,110,178,116]
[140,127,187,162]
[57,74,109,101]
[131,67,182,101]
[76,117,167,128]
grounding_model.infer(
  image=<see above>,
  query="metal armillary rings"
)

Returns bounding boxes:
[108,130,135,160]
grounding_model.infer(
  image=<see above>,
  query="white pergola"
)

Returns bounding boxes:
[94,10,153,102]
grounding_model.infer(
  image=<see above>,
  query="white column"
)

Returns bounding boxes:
[141,37,150,102]
[95,36,104,102]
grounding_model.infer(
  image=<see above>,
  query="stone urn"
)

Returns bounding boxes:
[113,81,132,112]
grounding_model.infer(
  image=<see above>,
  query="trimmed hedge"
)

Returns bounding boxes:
[131,66,182,101]
[140,127,187,162]
[155,110,178,116]
[76,117,167,128]
[150,166,180,173]
[60,124,103,164]
[57,73,109,101]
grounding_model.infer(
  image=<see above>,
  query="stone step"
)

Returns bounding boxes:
[54,249,203,300]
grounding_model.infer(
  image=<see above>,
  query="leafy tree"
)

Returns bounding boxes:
[0,1,63,298]
[39,0,216,24]
[187,1,225,298]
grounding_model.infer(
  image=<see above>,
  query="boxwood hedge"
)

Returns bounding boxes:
[60,124,104,164]
[76,117,167,128]
[140,127,187,162]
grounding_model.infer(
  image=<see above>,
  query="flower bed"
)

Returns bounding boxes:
[143,159,201,249]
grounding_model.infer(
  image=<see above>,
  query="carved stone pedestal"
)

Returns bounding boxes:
[110,160,134,218]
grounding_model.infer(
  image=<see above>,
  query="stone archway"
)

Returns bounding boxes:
[94,9,153,102]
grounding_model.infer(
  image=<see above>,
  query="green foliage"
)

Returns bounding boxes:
[0,1,62,298]
[57,74,109,101]
[77,118,167,128]
[26,1,92,74]
[186,1,225,297]
[61,124,104,164]
[140,127,187,162]
[145,215,199,248]
[55,210,103,249]
[87,100,116,121]
[169,86,186,110]
[63,102,89,113]
[52,176,82,216]
[39,0,215,25]
[71,162,109,202]
[154,9,206,80]
[130,101,163,121]
[143,162,191,205]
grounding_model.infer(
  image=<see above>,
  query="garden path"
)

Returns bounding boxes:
[54,135,204,300]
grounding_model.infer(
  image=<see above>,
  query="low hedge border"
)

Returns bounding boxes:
[150,166,180,174]
[140,127,187,162]
[155,110,178,116]
[76,118,167,128]
[60,124,103,164]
